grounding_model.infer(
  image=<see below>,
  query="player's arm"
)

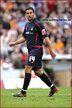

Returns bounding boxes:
[38,22,56,59]
[9,37,26,47]
[44,36,56,59]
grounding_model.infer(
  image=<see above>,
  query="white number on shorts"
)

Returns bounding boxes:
[29,56,35,63]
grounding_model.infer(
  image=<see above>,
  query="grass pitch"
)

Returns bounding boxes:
[1,87,71,107]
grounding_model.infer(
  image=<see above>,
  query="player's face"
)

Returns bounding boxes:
[26,10,35,22]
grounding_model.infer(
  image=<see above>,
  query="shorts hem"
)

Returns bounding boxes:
[25,64,41,69]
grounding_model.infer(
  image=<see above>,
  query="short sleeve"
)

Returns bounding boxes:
[23,26,26,39]
[39,22,48,38]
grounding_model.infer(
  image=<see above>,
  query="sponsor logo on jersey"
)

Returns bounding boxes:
[26,32,33,34]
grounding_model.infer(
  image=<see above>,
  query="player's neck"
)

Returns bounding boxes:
[29,20,33,23]
[28,18,35,23]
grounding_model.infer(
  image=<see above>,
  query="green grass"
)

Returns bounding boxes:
[1,87,71,107]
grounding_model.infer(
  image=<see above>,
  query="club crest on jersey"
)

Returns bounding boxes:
[26,27,27,31]
[42,29,46,35]
[31,27,33,31]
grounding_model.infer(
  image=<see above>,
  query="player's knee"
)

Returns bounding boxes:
[34,69,43,76]
[25,65,33,73]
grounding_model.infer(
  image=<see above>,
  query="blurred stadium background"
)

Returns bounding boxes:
[1,0,71,89]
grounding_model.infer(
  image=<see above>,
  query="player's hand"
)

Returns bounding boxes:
[9,42,16,47]
[50,50,56,59]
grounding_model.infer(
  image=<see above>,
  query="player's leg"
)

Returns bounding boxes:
[34,68,58,97]
[13,65,33,97]
[34,68,54,88]
[21,65,33,94]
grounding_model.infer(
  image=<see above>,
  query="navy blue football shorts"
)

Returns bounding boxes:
[26,47,43,69]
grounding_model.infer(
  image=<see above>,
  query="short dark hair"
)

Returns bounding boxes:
[25,7,35,13]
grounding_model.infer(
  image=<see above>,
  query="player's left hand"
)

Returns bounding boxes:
[50,50,56,59]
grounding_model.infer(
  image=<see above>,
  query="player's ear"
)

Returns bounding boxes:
[25,15,27,19]
[33,12,35,16]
